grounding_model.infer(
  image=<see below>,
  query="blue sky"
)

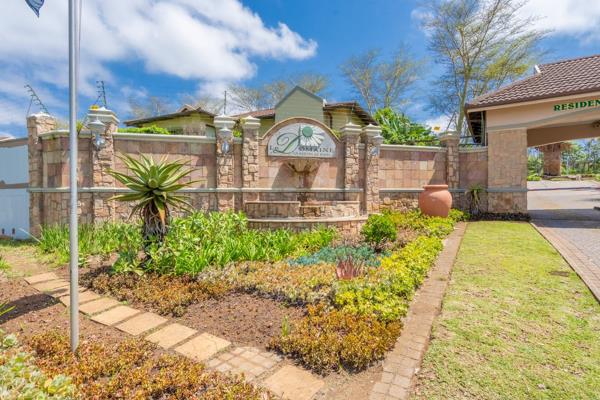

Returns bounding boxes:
[1,0,600,138]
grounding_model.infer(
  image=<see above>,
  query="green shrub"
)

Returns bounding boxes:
[27,330,271,399]
[528,173,542,181]
[146,212,336,275]
[334,236,443,322]
[0,255,9,272]
[385,210,457,238]
[37,223,141,265]
[289,244,383,267]
[270,305,401,373]
[0,330,77,399]
[361,214,397,248]
[118,125,172,135]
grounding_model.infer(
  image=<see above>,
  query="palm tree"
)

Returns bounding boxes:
[108,154,194,247]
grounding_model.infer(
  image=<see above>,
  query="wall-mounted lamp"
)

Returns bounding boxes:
[88,116,106,149]
[370,134,384,157]
[219,127,233,154]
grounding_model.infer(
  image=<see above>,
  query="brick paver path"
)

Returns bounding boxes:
[528,180,600,301]
[369,222,466,400]
[24,273,323,400]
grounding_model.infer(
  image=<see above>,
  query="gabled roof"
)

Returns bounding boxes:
[124,106,215,126]
[274,85,324,109]
[232,102,377,125]
[465,54,600,110]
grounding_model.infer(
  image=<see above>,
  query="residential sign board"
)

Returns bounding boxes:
[267,123,336,158]
[553,98,600,111]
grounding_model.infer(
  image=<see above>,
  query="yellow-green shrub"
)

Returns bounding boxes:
[334,236,443,322]
[271,305,401,373]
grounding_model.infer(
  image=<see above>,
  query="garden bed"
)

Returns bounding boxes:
[37,210,464,377]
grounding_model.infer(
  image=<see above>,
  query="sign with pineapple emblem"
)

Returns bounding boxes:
[268,123,336,158]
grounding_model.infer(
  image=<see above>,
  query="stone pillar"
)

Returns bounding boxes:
[440,132,460,189]
[363,124,384,213]
[341,122,361,202]
[241,116,261,203]
[537,143,567,176]
[214,115,236,211]
[27,113,57,236]
[487,128,528,213]
[87,107,119,222]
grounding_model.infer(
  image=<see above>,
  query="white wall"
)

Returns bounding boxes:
[0,141,29,239]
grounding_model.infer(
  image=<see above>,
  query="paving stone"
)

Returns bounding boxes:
[115,312,167,336]
[388,384,408,399]
[174,333,231,362]
[33,280,69,292]
[392,375,411,388]
[79,297,120,315]
[263,365,325,400]
[59,291,101,306]
[372,382,390,394]
[25,272,59,284]
[145,323,197,349]
[91,305,140,326]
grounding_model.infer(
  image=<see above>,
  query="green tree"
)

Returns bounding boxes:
[374,108,439,145]
[422,0,545,136]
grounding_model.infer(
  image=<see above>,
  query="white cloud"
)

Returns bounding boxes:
[0,0,317,129]
[519,0,600,41]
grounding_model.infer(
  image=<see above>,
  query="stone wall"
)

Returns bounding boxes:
[28,108,521,234]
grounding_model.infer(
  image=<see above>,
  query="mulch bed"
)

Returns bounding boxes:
[177,292,305,349]
[0,278,126,346]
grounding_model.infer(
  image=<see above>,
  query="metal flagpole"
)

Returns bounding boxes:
[68,0,80,352]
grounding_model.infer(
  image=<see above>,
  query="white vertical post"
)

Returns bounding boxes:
[68,0,80,352]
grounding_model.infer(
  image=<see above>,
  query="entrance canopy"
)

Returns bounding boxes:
[466,54,600,147]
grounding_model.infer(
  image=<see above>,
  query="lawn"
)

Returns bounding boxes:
[412,222,600,400]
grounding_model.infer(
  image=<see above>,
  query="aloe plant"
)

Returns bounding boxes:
[108,154,194,247]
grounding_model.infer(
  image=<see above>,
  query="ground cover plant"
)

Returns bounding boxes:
[413,222,600,399]
[25,330,272,400]
[0,330,77,400]
[75,209,462,375]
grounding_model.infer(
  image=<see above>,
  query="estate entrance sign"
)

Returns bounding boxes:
[268,122,336,158]
[553,98,600,111]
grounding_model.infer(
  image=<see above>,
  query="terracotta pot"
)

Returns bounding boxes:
[418,184,452,217]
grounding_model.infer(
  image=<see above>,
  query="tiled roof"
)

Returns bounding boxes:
[233,108,275,119]
[465,54,600,109]
[124,106,215,126]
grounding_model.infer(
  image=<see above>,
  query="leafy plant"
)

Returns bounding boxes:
[0,330,77,399]
[335,256,363,280]
[289,244,382,267]
[0,302,14,318]
[0,255,9,273]
[37,223,141,265]
[270,305,401,373]
[118,125,172,135]
[374,107,440,146]
[361,214,397,249]
[467,183,484,215]
[108,154,195,247]
[146,212,335,275]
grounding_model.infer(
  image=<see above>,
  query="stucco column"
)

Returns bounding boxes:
[487,128,528,213]
[27,113,57,236]
[341,122,361,202]
[214,115,236,211]
[440,132,460,189]
[241,116,261,203]
[363,124,383,213]
[87,107,119,223]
